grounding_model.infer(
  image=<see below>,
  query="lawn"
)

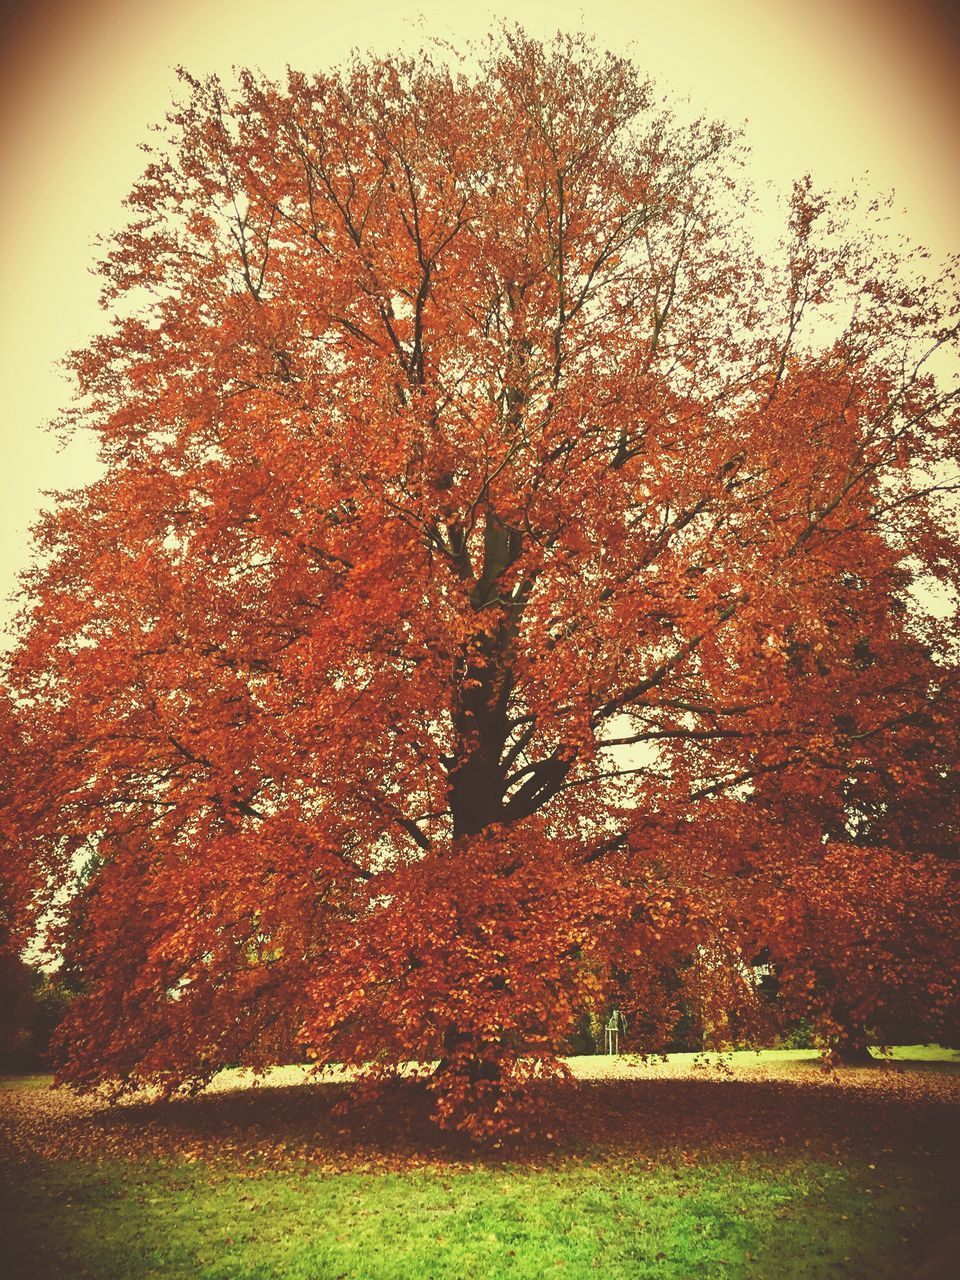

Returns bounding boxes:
[2,1050,958,1279]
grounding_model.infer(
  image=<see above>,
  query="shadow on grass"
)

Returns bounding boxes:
[3,1071,959,1279]
[59,1071,959,1170]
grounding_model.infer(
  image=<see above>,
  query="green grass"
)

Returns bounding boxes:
[2,1049,957,1278]
[0,1072,54,1090]
[872,1044,960,1062]
[1,1153,953,1280]
[619,1045,960,1067]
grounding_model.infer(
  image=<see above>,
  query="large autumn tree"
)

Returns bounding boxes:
[3,31,959,1134]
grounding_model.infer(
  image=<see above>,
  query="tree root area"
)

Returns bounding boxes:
[2,1062,958,1170]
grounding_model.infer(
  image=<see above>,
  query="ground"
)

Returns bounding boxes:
[1,1049,958,1278]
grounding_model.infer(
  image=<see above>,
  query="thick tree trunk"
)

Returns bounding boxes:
[448,638,512,838]
[434,1025,505,1120]
[828,1010,874,1065]
[829,1036,874,1066]
[439,513,536,1114]
[448,512,522,839]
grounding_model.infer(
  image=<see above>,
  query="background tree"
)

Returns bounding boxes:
[743,622,960,1062]
[3,31,959,1135]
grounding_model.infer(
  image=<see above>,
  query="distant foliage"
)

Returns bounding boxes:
[0,958,76,1073]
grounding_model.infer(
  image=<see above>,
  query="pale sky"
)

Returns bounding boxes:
[1,0,958,640]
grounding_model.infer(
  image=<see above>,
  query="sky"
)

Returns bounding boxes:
[0,0,958,639]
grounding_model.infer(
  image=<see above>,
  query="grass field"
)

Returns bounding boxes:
[2,1049,958,1279]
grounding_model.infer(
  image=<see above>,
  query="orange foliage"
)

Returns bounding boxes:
[2,32,959,1135]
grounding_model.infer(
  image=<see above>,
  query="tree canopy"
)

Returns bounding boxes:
[3,31,959,1135]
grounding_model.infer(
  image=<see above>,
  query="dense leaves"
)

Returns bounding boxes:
[2,31,959,1134]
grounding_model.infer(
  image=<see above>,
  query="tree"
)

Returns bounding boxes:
[729,577,960,1061]
[3,31,959,1135]
[0,954,77,1073]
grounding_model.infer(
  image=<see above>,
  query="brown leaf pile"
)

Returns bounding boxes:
[2,1058,958,1172]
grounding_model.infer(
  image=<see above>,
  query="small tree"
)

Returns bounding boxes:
[3,31,959,1135]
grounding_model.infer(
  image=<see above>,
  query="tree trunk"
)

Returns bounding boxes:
[829,1037,874,1066]
[829,1011,874,1066]
[448,512,522,839]
[448,635,512,838]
